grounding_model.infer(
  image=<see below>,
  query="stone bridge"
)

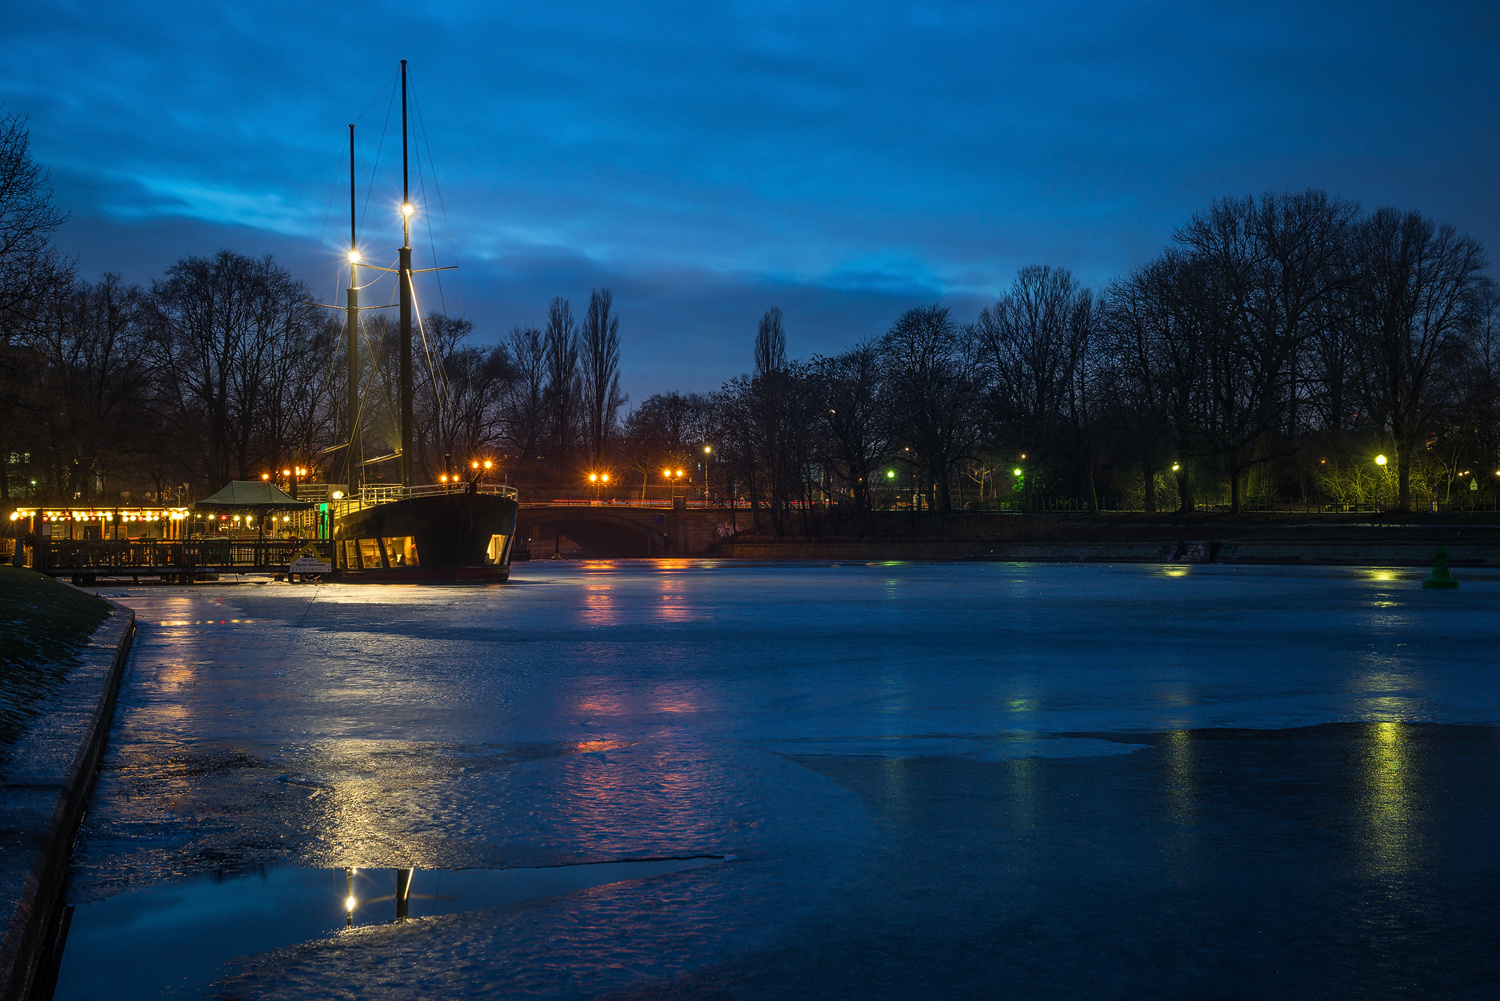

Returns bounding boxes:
[516,504,740,558]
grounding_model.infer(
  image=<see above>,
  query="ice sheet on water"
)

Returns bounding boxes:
[760,734,1150,760]
[67,562,1500,999]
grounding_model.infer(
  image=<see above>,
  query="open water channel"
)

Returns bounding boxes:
[50,561,1500,998]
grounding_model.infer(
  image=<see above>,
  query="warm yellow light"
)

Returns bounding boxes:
[471,460,480,470]
[401,203,414,217]
[589,473,598,482]
[345,896,356,911]
[601,474,609,483]
[261,472,270,481]
[703,445,712,454]
[663,469,671,478]
[331,490,343,500]
[348,249,361,263]
[676,469,684,477]
[1376,454,1388,466]
[1171,463,1181,471]
[440,474,448,483]
[282,469,291,477]
[483,460,493,470]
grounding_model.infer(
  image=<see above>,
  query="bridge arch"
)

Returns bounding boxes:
[516,508,673,558]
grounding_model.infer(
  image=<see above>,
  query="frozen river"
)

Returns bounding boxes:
[54,561,1500,999]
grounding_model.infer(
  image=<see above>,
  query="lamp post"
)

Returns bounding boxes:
[701,445,713,505]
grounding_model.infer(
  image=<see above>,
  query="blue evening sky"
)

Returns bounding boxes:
[5,2,1498,402]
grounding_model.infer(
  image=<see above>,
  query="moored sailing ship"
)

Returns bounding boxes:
[325,60,518,582]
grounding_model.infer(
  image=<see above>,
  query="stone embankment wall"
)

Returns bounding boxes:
[713,541,1500,565]
[0,601,134,1001]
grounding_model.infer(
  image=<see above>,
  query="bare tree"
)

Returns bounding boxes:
[579,288,628,467]
[501,325,548,490]
[544,296,580,478]
[149,251,317,487]
[755,307,786,377]
[622,391,709,500]
[1353,207,1489,510]
[880,305,982,514]
[1106,252,1209,511]
[1175,191,1357,512]
[0,112,69,333]
[814,343,891,519]
[975,265,1093,509]
[0,112,73,501]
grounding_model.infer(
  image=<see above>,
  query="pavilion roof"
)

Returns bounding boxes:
[194,480,314,510]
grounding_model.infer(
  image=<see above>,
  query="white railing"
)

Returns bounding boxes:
[342,482,520,508]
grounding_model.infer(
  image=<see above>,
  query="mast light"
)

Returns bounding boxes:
[348,250,361,263]
[401,203,415,217]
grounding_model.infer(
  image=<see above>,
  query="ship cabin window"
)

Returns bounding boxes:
[487,534,511,565]
[340,537,418,569]
[384,537,418,567]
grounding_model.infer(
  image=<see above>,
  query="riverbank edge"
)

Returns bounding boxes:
[0,598,134,1001]
[712,541,1500,565]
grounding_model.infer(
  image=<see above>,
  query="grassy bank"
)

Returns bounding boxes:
[0,567,110,757]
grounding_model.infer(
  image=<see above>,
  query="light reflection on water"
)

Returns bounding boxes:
[1363,720,1418,881]
[52,857,722,1001]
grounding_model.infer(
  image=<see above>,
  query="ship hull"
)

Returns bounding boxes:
[330,489,518,583]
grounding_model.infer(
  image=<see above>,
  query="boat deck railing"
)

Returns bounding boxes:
[338,482,519,512]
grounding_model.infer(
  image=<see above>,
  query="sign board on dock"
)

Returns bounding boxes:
[289,545,331,574]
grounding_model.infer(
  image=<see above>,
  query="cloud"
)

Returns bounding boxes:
[9,0,1500,406]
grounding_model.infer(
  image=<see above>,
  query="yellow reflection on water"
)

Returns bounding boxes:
[1158,567,1190,578]
[1362,721,1418,880]
[1007,754,1038,834]
[1164,729,1194,821]
[1161,729,1198,879]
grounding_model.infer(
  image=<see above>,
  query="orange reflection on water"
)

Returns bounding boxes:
[582,581,618,626]
[656,576,692,622]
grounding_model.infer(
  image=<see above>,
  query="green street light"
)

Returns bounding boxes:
[1012,468,1023,477]
[886,470,896,479]
[1376,454,1388,466]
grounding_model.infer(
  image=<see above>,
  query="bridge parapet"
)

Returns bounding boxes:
[515,505,741,557]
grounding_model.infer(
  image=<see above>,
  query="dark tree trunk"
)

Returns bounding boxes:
[1176,462,1195,513]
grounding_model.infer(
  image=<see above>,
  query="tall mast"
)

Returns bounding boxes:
[398,58,414,490]
[344,123,360,493]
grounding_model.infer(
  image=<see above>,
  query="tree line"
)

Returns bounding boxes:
[4,111,1497,523]
[629,191,1497,527]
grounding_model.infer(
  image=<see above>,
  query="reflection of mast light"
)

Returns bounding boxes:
[345,895,357,911]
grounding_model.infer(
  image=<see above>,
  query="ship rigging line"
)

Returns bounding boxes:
[407,76,460,320]
[408,278,459,433]
[406,71,474,440]
[358,81,399,263]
